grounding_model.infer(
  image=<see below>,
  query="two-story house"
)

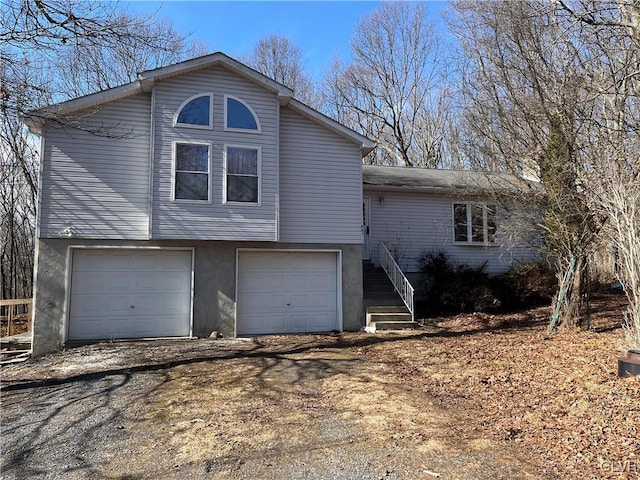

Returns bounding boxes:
[25,53,374,356]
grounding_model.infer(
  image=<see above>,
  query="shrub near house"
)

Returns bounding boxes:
[418,252,555,315]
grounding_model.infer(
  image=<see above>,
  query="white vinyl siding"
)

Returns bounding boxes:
[279,108,363,244]
[152,66,278,240]
[365,189,539,275]
[39,94,151,239]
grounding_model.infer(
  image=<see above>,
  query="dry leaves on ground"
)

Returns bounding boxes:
[360,294,639,479]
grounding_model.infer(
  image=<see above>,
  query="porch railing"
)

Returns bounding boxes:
[0,298,33,337]
[378,242,415,321]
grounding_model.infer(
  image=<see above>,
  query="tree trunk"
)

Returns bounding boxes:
[553,252,588,328]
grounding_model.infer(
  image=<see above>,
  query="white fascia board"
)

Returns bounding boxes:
[137,52,294,101]
[286,99,376,156]
[22,52,298,135]
[22,80,143,133]
[363,183,466,195]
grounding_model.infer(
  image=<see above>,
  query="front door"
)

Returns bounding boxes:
[363,198,371,260]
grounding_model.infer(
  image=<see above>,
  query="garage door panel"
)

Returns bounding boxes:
[134,251,190,270]
[237,251,339,335]
[312,273,334,289]
[134,270,191,292]
[311,293,331,308]
[243,272,286,292]
[241,314,287,335]
[267,294,286,309]
[287,314,308,331]
[69,249,192,341]
[289,294,308,308]
[289,273,311,290]
[71,294,130,316]
[311,314,334,329]
[160,294,191,316]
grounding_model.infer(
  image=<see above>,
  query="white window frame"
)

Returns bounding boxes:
[172,141,212,203]
[223,144,261,205]
[452,202,497,245]
[173,93,213,130]
[224,94,261,133]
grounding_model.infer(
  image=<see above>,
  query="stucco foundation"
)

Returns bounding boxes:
[32,238,363,356]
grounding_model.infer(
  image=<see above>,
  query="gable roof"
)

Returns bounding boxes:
[362,165,532,194]
[23,52,374,155]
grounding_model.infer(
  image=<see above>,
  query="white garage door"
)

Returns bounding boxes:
[237,251,340,335]
[68,249,192,341]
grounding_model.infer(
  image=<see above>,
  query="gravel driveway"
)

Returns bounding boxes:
[1,334,544,480]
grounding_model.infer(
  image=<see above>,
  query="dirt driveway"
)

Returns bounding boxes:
[0,333,547,480]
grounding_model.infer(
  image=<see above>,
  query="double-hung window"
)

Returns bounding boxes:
[453,202,497,244]
[225,146,260,204]
[173,142,210,202]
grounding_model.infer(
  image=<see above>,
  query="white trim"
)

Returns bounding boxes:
[275,103,280,242]
[147,87,156,239]
[223,144,262,206]
[287,98,375,156]
[26,80,143,120]
[137,52,294,99]
[234,248,344,336]
[223,94,262,133]
[172,141,212,203]
[35,134,45,240]
[173,93,214,130]
[24,53,294,123]
[451,201,497,246]
[362,197,371,260]
[64,246,195,342]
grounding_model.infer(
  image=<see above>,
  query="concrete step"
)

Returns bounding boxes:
[363,298,407,308]
[369,313,413,321]
[371,320,420,330]
[364,290,400,299]
[367,305,410,314]
[366,305,414,327]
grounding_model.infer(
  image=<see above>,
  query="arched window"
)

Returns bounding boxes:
[225,95,260,132]
[174,94,212,128]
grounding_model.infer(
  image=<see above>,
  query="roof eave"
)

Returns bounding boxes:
[137,52,294,100]
[22,52,295,131]
[363,183,484,195]
[287,99,375,156]
[22,80,144,133]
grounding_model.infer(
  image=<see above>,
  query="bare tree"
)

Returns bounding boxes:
[557,0,640,347]
[449,0,601,327]
[53,22,210,99]
[0,1,208,300]
[322,2,451,167]
[242,34,315,106]
[450,0,640,331]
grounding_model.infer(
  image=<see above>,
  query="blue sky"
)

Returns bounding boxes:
[123,1,448,81]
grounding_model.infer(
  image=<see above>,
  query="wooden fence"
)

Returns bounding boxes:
[0,299,33,337]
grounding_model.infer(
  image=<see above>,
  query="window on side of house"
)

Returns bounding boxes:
[453,202,497,244]
[175,94,212,128]
[225,95,260,132]
[224,146,260,204]
[173,142,210,202]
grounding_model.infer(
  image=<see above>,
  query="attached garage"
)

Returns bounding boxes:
[236,250,341,335]
[68,249,193,341]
